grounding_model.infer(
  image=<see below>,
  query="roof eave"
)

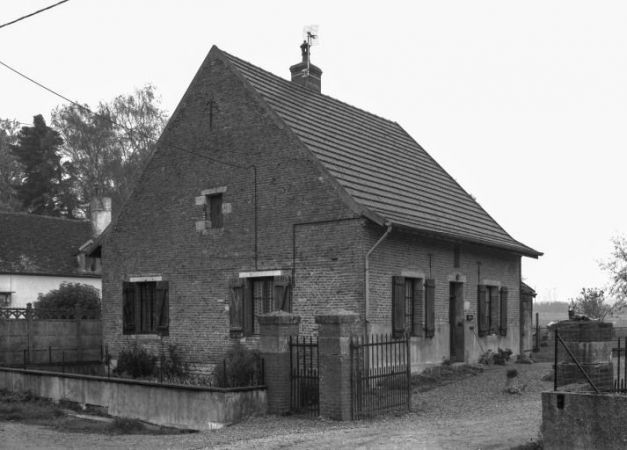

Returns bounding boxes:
[378,220,542,258]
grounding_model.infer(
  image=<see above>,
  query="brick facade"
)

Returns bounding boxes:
[365,223,523,368]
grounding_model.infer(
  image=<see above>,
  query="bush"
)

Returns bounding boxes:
[212,342,262,388]
[35,282,100,315]
[160,345,190,381]
[114,344,157,379]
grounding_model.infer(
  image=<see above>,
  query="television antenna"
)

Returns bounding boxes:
[301,25,319,78]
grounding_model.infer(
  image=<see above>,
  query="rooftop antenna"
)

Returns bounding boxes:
[302,25,319,78]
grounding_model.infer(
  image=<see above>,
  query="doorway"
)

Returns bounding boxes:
[449,282,465,362]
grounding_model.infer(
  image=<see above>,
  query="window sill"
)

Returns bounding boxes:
[130,333,164,340]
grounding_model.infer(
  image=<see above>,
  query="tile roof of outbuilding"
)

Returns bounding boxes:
[0,212,96,276]
[219,47,541,257]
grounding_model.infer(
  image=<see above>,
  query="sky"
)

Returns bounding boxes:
[1,1,626,303]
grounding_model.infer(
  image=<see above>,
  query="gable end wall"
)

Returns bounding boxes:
[102,52,362,368]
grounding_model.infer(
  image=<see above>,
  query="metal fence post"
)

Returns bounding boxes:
[554,328,558,391]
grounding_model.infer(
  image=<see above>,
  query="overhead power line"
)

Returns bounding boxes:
[0,57,248,170]
[0,0,70,30]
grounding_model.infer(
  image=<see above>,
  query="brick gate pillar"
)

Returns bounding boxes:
[258,311,300,415]
[316,309,359,421]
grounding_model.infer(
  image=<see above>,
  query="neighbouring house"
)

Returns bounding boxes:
[520,282,537,354]
[102,43,542,372]
[0,198,110,308]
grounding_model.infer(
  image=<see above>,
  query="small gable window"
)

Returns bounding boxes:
[195,187,227,232]
[123,280,169,335]
[206,194,223,229]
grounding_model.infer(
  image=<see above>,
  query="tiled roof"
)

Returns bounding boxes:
[0,213,96,276]
[221,48,541,257]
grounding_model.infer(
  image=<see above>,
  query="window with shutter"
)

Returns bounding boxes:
[425,279,436,338]
[392,276,406,338]
[499,287,508,336]
[478,285,488,337]
[122,280,168,335]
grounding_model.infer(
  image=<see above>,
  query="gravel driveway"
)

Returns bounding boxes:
[1,362,551,450]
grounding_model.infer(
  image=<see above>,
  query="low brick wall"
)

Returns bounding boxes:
[542,391,627,450]
[0,367,266,430]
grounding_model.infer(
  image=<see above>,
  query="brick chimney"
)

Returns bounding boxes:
[90,196,111,237]
[289,40,322,93]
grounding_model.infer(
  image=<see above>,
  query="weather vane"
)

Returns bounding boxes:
[301,25,319,77]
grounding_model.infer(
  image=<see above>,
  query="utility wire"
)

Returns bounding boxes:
[0,0,70,30]
[0,58,249,170]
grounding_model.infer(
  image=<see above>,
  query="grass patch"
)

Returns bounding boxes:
[411,363,484,392]
[0,390,65,423]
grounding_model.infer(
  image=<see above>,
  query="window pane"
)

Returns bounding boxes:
[139,282,155,332]
[405,279,414,333]
[252,278,274,335]
[210,195,223,228]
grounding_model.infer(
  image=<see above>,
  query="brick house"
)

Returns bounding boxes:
[102,43,541,371]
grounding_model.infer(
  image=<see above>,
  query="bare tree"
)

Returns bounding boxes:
[601,235,627,303]
[569,287,625,321]
[51,84,168,216]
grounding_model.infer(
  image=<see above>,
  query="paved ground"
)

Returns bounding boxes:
[0,362,550,450]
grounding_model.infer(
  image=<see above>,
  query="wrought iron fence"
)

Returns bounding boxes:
[1,345,104,373]
[350,333,411,420]
[289,335,319,416]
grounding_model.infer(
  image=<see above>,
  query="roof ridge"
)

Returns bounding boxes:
[221,49,401,127]
[0,211,89,224]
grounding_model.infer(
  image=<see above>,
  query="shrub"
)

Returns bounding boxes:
[114,344,157,379]
[35,282,100,315]
[212,342,262,388]
[160,345,190,381]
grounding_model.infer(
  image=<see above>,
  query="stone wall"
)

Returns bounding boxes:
[542,391,627,450]
[0,367,266,430]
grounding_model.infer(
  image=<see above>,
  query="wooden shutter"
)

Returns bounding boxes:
[122,282,136,335]
[414,284,424,336]
[425,279,436,338]
[229,277,245,333]
[500,287,508,336]
[392,276,406,338]
[273,275,292,312]
[155,281,169,336]
[478,285,488,337]
[490,287,499,335]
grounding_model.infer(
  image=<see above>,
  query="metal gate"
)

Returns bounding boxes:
[350,333,411,420]
[289,336,319,416]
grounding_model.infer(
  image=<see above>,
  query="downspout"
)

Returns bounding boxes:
[365,221,393,337]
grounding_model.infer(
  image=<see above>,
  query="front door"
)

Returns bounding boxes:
[449,282,465,362]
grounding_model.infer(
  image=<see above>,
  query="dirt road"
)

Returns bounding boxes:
[0,362,549,450]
